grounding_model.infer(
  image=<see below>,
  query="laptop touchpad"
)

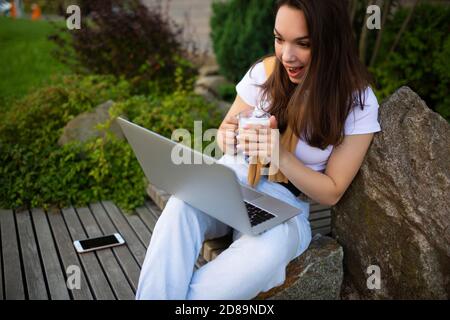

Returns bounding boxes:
[241,186,263,201]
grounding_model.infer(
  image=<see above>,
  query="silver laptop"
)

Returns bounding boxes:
[117,117,302,235]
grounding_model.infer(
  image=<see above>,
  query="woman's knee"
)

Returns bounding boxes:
[295,215,312,256]
[161,196,198,222]
[234,222,298,264]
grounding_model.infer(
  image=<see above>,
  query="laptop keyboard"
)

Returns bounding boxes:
[244,201,276,227]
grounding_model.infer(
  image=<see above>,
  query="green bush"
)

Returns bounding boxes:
[210,0,275,83]
[0,75,131,147]
[113,92,224,153]
[217,83,237,103]
[0,75,134,210]
[370,3,450,121]
[50,0,198,95]
[0,74,224,212]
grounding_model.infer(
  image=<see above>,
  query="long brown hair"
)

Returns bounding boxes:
[256,0,373,149]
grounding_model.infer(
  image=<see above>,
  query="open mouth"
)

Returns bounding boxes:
[286,65,305,78]
[288,66,302,72]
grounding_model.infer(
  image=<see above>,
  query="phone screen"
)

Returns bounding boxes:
[79,235,120,250]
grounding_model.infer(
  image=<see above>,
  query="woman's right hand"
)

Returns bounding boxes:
[217,114,239,155]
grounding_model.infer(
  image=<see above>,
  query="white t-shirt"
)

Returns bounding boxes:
[236,61,382,172]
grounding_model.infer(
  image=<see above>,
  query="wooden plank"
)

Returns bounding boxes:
[89,202,141,292]
[15,209,48,300]
[309,210,331,221]
[47,208,93,300]
[136,200,160,232]
[146,184,170,211]
[312,226,331,236]
[311,218,332,230]
[310,203,332,213]
[125,208,152,248]
[76,206,135,300]
[202,235,232,261]
[61,207,115,300]
[196,255,207,269]
[135,205,158,235]
[101,201,147,266]
[0,209,25,299]
[145,199,162,220]
[31,208,70,300]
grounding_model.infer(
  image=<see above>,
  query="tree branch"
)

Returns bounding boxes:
[369,0,392,67]
[389,0,420,55]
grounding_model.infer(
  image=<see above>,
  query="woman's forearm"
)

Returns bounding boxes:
[278,149,339,206]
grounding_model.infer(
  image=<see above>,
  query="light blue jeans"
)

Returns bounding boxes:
[136,154,312,300]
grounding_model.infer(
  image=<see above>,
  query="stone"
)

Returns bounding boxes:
[195,75,230,97]
[58,100,124,146]
[256,234,344,300]
[199,64,220,77]
[194,86,216,103]
[332,86,450,299]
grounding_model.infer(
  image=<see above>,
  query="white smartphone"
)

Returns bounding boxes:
[73,233,125,253]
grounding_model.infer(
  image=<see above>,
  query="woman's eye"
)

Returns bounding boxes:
[274,37,283,43]
[297,42,310,48]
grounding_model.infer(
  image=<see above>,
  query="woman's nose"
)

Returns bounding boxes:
[281,44,296,62]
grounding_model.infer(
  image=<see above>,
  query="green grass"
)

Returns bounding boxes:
[0,17,70,111]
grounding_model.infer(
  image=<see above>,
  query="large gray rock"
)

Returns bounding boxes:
[257,234,344,300]
[195,75,231,97]
[332,87,450,299]
[58,100,124,146]
[199,64,220,77]
[194,61,233,117]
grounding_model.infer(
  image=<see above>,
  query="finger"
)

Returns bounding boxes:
[222,121,238,127]
[242,123,268,130]
[226,114,239,125]
[223,143,237,155]
[255,134,270,143]
[238,130,270,143]
[224,130,237,138]
[245,148,271,158]
[237,133,259,145]
[238,141,264,152]
[225,138,236,146]
[257,127,271,135]
[241,127,271,134]
[220,124,238,132]
[246,149,269,157]
[269,115,278,129]
[237,128,260,138]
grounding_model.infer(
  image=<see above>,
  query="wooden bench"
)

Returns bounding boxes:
[146,183,332,264]
[0,201,158,300]
[0,191,336,299]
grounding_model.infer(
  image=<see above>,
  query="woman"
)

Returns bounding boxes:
[136,0,381,300]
